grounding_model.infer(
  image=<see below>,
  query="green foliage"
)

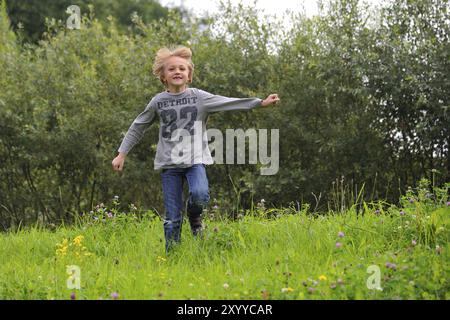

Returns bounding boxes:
[365,0,450,190]
[0,0,15,49]
[4,0,169,43]
[0,0,449,228]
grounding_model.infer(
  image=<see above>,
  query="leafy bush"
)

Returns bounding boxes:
[0,0,448,228]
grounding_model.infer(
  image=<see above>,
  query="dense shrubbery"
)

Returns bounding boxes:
[0,0,448,229]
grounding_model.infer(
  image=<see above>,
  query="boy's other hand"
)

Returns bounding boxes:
[112,153,126,171]
[261,94,280,107]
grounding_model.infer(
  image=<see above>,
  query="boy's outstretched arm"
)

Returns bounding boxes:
[261,94,280,107]
[112,97,158,172]
[198,89,280,113]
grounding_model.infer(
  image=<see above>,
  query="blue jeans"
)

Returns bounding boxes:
[161,164,210,252]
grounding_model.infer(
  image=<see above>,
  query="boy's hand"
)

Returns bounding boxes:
[261,94,280,107]
[112,153,126,172]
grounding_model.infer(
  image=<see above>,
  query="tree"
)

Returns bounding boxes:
[365,0,450,188]
[5,0,169,43]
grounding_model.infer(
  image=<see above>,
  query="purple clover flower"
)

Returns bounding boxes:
[111,292,119,300]
[385,262,397,270]
[338,231,345,238]
[307,287,316,294]
[335,242,343,248]
[70,292,76,300]
[400,210,405,216]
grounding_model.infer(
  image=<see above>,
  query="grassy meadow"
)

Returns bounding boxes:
[0,183,449,300]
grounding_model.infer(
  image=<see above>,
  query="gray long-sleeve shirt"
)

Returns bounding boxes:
[118,88,262,170]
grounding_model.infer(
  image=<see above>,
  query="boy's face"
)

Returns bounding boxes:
[163,56,191,90]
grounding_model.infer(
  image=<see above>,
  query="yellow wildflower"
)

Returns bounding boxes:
[73,235,84,246]
[319,275,327,281]
[156,256,167,263]
[56,246,67,256]
[55,239,69,257]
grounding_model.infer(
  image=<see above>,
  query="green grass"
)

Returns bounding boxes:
[0,193,448,300]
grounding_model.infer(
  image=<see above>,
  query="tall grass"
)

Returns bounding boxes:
[0,180,448,300]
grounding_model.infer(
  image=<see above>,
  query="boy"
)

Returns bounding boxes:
[112,46,280,252]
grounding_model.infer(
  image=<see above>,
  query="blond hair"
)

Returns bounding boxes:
[152,46,194,86]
